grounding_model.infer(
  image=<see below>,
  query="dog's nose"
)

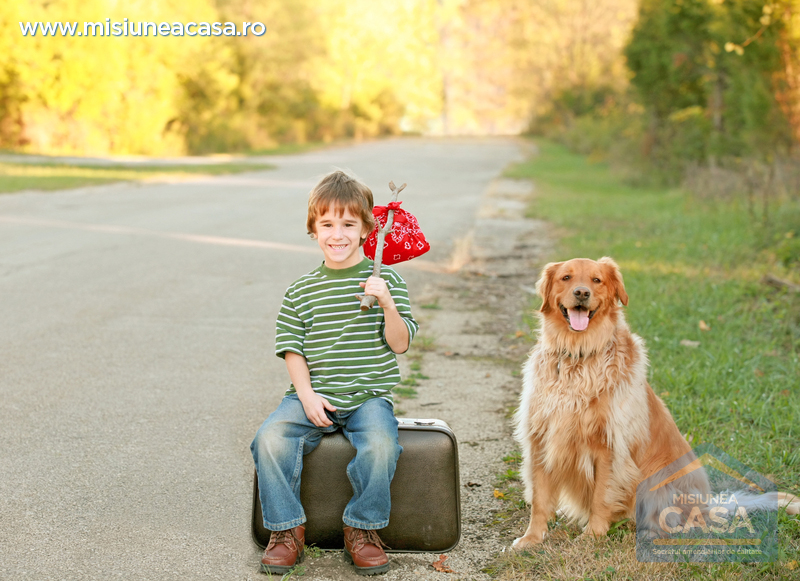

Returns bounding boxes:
[573,287,591,301]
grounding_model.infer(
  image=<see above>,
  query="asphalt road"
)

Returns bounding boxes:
[0,137,523,580]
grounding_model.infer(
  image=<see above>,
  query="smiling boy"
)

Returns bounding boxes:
[250,170,419,576]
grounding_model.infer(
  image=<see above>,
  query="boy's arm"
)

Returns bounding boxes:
[285,352,336,427]
[360,276,411,354]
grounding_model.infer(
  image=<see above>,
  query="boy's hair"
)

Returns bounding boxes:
[307,170,375,244]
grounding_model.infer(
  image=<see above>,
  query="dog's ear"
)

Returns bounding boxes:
[598,256,628,306]
[536,262,562,313]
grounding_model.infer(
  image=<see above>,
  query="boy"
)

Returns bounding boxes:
[251,170,419,576]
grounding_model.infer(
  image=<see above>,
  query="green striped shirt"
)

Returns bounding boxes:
[275,257,419,411]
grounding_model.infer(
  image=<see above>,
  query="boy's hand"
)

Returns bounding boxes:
[299,392,337,427]
[359,276,396,310]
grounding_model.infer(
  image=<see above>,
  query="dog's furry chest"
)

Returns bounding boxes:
[516,333,649,451]
[522,350,615,439]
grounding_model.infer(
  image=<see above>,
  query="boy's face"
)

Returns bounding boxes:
[314,206,370,269]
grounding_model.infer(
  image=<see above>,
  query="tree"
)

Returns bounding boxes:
[625,0,789,169]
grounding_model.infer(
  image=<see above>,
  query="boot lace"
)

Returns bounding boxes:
[268,528,299,551]
[353,528,390,551]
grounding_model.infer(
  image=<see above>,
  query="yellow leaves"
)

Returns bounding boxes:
[493,489,505,499]
[725,42,744,56]
[699,320,711,331]
[788,560,799,571]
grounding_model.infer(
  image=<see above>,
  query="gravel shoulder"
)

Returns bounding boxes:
[275,178,554,580]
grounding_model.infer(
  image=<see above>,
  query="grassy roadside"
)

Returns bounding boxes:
[0,159,278,194]
[488,140,800,580]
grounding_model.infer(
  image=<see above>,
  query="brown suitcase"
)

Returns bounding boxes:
[251,418,460,552]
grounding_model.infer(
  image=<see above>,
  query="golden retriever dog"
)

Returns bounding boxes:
[512,257,798,549]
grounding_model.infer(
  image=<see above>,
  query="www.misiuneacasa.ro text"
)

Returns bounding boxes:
[19,20,266,37]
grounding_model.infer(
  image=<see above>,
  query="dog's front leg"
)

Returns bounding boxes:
[583,446,613,538]
[512,459,557,549]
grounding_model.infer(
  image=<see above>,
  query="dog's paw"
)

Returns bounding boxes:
[579,522,610,540]
[638,528,664,541]
[512,532,546,550]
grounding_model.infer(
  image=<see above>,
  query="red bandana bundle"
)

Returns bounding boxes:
[363,201,430,265]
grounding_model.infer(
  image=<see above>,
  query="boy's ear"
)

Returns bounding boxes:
[308,231,317,240]
[359,225,371,246]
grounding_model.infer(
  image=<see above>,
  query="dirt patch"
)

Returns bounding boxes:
[258,178,553,581]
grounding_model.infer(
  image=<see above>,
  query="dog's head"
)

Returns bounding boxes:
[535,257,628,352]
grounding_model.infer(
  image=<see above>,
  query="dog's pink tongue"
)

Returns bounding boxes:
[568,309,590,331]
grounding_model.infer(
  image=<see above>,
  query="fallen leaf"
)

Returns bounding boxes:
[431,554,455,573]
[493,489,505,499]
[699,320,711,331]
[660,391,670,397]
[781,390,790,397]
[515,330,525,338]
[465,481,482,488]
[485,373,491,378]
[788,560,798,571]
[680,339,700,348]
[754,369,764,377]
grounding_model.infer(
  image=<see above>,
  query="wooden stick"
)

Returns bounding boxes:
[358,181,406,311]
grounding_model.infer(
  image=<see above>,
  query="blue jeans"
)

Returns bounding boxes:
[251,394,402,531]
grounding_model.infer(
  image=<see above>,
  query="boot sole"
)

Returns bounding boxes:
[260,549,304,575]
[344,548,389,576]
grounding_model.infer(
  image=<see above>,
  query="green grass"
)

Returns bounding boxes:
[0,160,276,193]
[245,141,328,156]
[393,386,418,398]
[493,140,800,580]
[413,335,438,352]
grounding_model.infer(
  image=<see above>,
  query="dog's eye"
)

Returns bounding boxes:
[593,278,601,284]
[562,275,571,281]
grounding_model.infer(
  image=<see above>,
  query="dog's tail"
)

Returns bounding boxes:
[636,469,799,539]
[714,490,799,514]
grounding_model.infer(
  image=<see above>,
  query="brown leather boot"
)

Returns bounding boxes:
[343,526,390,575]
[260,525,305,574]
